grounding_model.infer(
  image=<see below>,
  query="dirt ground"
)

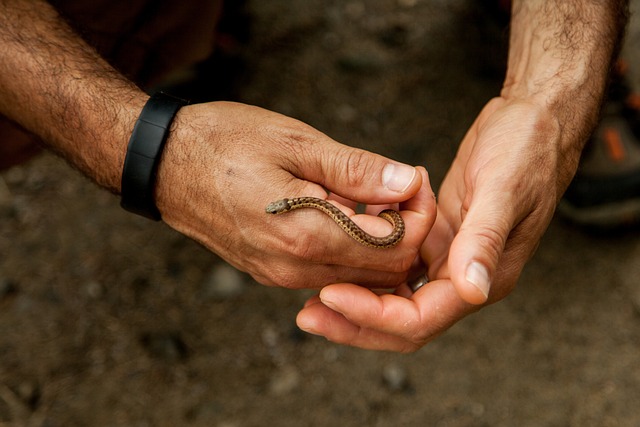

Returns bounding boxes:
[2,1,640,426]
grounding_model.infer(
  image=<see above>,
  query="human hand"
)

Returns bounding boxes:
[297,98,571,351]
[154,101,436,289]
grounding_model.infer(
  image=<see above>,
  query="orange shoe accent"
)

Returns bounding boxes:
[603,127,626,163]
[626,93,640,110]
[615,58,629,76]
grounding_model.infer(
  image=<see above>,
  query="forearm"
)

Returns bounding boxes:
[502,0,628,153]
[0,0,147,192]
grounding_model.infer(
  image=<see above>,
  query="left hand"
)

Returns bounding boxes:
[296,97,575,352]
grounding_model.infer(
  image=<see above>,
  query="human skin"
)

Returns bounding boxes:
[0,0,436,289]
[297,0,629,352]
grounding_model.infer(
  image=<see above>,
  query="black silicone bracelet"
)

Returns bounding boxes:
[120,92,188,220]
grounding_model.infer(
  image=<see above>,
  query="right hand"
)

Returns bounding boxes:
[154,101,436,289]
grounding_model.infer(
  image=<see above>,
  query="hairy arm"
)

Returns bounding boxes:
[502,0,629,193]
[0,0,436,291]
[0,0,147,191]
[296,0,629,351]
[433,0,630,304]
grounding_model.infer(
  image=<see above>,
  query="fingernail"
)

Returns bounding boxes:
[465,261,490,299]
[382,163,416,193]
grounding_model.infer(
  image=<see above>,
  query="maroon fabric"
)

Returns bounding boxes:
[49,0,223,87]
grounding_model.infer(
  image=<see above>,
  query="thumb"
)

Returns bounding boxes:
[294,141,422,204]
[448,194,513,305]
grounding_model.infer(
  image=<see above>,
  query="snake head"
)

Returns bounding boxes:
[265,198,291,214]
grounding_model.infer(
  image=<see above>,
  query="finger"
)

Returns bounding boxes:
[357,167,435,251]
[421,205,455,276]
[399,167,436,242]
[303,294,322,308]
[320,284,422,336]
[297,279,476,352]
[399,167,435,214]
[327,193,359,211]
[251,256,411,289]
[296,298,416,352]
[447,189,515,304]
[286,133,423,204]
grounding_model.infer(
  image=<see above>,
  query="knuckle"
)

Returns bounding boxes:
[478,225,506,251]
[396,251,417,273]
[341,149,376,189]
[271,121,318,160]
[270,269,299,289]
[379,248,418,275]
[467,221,508,262]
[259,255,306,289]
[274,223,327,264]
[288,230,326,263]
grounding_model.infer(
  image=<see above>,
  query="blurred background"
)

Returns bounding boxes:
[1,0,640,425]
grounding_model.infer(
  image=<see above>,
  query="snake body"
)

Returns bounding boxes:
[265,197,404,248]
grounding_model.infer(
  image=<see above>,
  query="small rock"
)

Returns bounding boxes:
[83,281,103,300]
[322,32,341,50]
[382,363,410,392]
[336,104,358,123]
[268,366,300,396]
[185,401,224,423]
[0,278,17,300]
[323,347,340,363]
[378,24,409,48]
[140,332,188,362]
[337,52,387,74]
[201,264,246,301]
[17,381,41,411]
[470,402,485,417]
[261,326,279,348]
[344,1,365,19]
[397,0,417,7]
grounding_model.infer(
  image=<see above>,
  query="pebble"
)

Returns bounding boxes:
[185,401,225,423]
[344,1,366,19]
[337,52,387,74]
[201,264,246,301]
[336,104,358,123]
[382,363,410,392]
[268,366,301,396]
[397,0,417,7]
[83,281,103,300]
[140,332,188,362]
[0,278,17,300]
[322,32,341,50]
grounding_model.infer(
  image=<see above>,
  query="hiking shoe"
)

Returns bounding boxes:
[559,61,640,228]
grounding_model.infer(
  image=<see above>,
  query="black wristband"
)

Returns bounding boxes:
[120,92,188,221]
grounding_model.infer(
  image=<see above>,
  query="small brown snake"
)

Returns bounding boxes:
[265,197,405,248]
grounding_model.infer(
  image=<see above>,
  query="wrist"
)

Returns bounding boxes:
[502,1,626,153]
[67,90,149,194]
[94,91,150,192]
